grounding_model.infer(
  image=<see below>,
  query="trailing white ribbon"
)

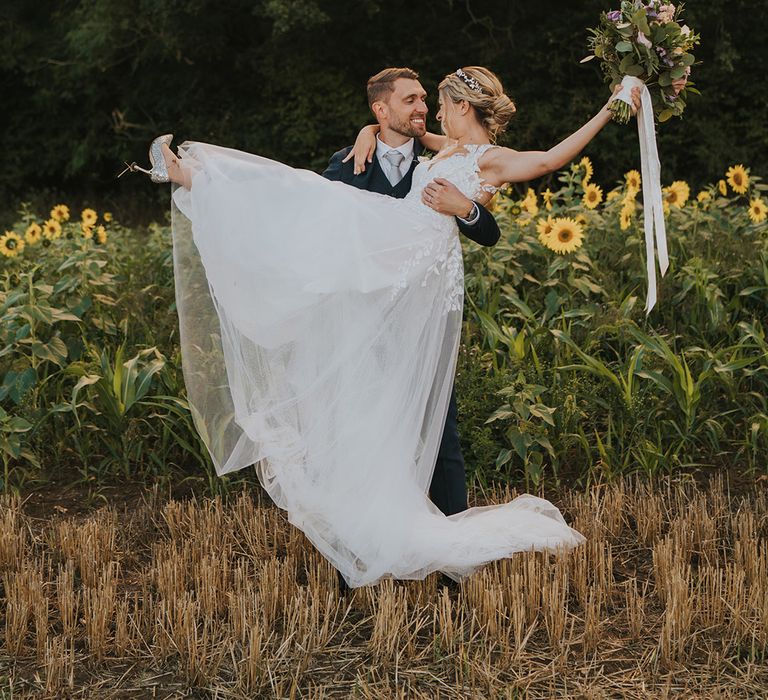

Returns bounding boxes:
[614,75,669,314]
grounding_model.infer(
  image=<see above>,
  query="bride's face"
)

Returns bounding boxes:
[436,91,461,139]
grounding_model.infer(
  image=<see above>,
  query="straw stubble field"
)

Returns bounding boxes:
[1,475,767,698]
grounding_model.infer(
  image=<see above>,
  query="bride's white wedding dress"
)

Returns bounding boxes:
[170,141,584,587]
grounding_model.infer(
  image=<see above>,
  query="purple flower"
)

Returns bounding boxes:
[607,9,622,22]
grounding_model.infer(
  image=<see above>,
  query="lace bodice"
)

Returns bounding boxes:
[389,144,499,313]
[405,143,499,205]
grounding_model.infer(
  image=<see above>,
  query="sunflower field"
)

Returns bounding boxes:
[0,161,766,493]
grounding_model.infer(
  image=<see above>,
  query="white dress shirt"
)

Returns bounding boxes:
[376,134,414,185]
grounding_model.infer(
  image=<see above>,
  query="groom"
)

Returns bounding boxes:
[322,67,501,518]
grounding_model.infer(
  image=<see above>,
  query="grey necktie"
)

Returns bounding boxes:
[382,150,405,186]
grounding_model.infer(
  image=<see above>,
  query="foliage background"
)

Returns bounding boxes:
[1,0,766,224]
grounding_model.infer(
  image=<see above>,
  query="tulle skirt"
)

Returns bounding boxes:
[170,141,585,587]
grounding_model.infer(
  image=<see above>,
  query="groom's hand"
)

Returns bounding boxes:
[422,178,475,218]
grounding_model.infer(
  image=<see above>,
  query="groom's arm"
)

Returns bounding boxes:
[456,204,501,247]
[322,146,354,182]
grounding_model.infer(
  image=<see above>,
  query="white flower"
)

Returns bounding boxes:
[636,31,652,48]
[657,4,676,22]
[680,24,691,35]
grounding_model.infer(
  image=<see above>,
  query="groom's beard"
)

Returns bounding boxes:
[389,112,427,139]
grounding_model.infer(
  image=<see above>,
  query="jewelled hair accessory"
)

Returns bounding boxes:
[455,68,482,93]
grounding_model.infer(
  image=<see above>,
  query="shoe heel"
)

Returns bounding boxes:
[116,134,174,183]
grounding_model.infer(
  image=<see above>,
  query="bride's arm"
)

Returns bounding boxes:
[481,86,639,186]
[343,125,447,175]
[342,125,379,175]
[419,132,447,152]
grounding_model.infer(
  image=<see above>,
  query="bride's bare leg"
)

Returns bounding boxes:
[162,143,192,189]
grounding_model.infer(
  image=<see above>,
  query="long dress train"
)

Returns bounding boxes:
[170,141,585,587]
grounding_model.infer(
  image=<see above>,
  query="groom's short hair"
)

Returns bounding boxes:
[367,67,420,107]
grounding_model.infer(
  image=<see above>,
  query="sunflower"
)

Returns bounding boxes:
[536,216,555,244]
[0,231,25,257]
[25,223,42,245]
[103,212,113,222]
[42,218,62,240]
[718,179,728,196]
[583,183,603,210]
[542,188,553,211]
[620,207,633,231]
[606,190,620,202]
[726,164,750,195]
[696,190,711,204]
[663,180,690,209]
[50,204,70,222]
[576,213,588,226]
[485,192,500,213]
[509,202,523,217]
[749,197,768,224]
[81,223,94,239]
[522,188,539,215]
[95,225,108,244]
[544,217,584,255]
[624,170,641,192]
[81,208,98,227]
[579,156,593,186]
[620,197,636,228]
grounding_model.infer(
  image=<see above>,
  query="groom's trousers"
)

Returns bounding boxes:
[430,387,468,516]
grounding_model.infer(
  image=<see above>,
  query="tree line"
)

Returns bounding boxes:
[1,0,764,223]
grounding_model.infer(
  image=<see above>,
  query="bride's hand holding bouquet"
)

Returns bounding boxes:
[584,1,700,124]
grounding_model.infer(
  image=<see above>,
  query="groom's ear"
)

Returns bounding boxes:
[371,100,388,123]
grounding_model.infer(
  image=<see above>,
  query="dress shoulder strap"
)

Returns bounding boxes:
[466,144,501,195]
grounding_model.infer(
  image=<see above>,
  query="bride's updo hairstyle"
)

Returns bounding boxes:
[438,66,516,142]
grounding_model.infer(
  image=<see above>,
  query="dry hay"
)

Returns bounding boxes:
[1,474,767,698]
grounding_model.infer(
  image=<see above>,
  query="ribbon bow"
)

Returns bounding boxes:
[614,75,669,314]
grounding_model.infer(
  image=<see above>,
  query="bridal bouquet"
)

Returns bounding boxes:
[584,1,700,123]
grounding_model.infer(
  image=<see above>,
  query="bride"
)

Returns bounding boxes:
[124,66,639,587]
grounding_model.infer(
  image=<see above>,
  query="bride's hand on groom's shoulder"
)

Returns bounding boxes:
[343,125,379,175]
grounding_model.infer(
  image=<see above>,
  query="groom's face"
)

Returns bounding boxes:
[376,78,428,138]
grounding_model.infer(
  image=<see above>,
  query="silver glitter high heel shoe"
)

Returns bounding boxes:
[117,134,174,182]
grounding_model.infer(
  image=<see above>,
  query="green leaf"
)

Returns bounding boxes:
[658,109,674,122]
[615,41,633,53]
[71,374,102,409]
[631,9,650,35]
[495,449,512,468]
[619,54,637,73]
[507,428,530,460]
[529,403,556,426]
[30,336,68,366]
